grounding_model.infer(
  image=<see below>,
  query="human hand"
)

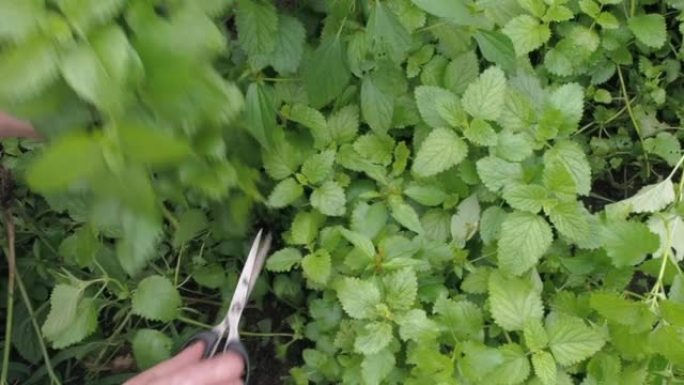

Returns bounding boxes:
[0,112,39,139]
[123,342,245,385]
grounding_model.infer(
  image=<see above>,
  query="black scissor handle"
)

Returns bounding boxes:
[182,331,251,384]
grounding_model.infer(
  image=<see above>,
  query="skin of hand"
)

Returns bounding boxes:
[123,342,245,385]
[0,112,40,139]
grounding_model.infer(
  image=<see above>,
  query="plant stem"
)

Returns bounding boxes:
[241,331,296,338]
[1,206,16,384]
[616,65,651,177]
[15,270,61,385]
[177,315,212,329]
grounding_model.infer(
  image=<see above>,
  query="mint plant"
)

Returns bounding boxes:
[2,0,684,384]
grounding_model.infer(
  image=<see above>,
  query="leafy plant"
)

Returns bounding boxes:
[3,0,684,384]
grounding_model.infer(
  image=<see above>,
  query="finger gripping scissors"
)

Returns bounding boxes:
[183,229,272,384]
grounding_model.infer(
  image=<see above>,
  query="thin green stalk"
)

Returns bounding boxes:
[177,315,212,329]
[15,271,61,385]
[616,65,650,177]
[1,283,14,385]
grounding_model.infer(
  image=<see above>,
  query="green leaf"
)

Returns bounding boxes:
[0,36,58,101]
[132,329,172,370]
[465,118,498,146]
[383,268,417,310]
[367,2,412,63]
[412,127,468,177]
[290,211,321,245]
[618,179,675,214]
[546,313,606,366]
[444,51,479,95]
[473,30,517,73]
[55,0,124,33]
[434,297,484,341]
[311,181,346,216]
[58,225,100,267]
[543,140,592,196]
[648,214,684,261]
[414,86,462,128]
[600,219,660,267]
[497,212,553,275]
[495,130,534,162]
[355,321,393,354]
[116,213,161,276]
[337,277,381,319]
[650,325,684,366]
[236,0,278,60]
[266,247,303,272]
[26,133,103,194]
[361,75,395,134]
[267,178,304,208]
[350,202,388,240]
[644,132,682,166]
[303,37,351,108]
[549,83,584,135]
[410,0,484,26]
[301,149,336,185]
[532,351,557,385]
[503,184,547,214]
[628,14,667,48]
[451,194,481,245]
[245,82,277,149]
[302,249,332,285]
[488,270,544,331]
[404,182,448,206]
[362,348,395,385]
[340,228,377,259]
[480,206,507,245]
[268,15,306,74]
[192,264,225,289]
[524,320,549,352]
[328,105,359,144]
[42,285,81,342]
[397,309,439,342]
[389,197,424,234]
[462,66,507,121]
[481,344,531,385]
[131,275,182,322]
[49,297,97,349]
[546,201,589,243]
[353,133,395,166]
[118,124,192,167]
[285,104,329,149]
[172,209,207,247]
[0,0,42,42]
[476,155,524,193]
[589,292,656,332]
[503,15,551,56]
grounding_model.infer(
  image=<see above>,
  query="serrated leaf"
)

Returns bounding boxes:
[362,348,395,385]
[397,309,439,342]
[284,104,329,148]
[462,66,507,121]
[267,178,304,208]
[619,179,675,214]
[290,211,321,245]
[444,51,480,95]
[42,285,81,342]
[350,202,388,240]
[361,75,395,134]
[414,86,462,128]
[648,214,684,261]
[600,219,660,267]
[548,201,590,243]
[496,130,534,162]
[337,277,381,319]
[489,270,544,331]
[465,118,498,146]
[498,212,553,275]
[524,320,549,352]
[451,194,481,245]
[172,209,208,247]
[480,206,508,245]
[131,275,181,322]
[303,37,351,108]
[410,0,483,26]
[353,133,395,166]
[476,155,524,193]
[328,105,359,144]
[132,329,172,370]
[266,247,303,272]
[474,30,517,73]
[389,197,424,234]
[482,343,531,385]
[628,14,667,48]
[412,127,468,177]
[590,292,656,332]
[236,0,277,60]
[268,15,305,74]
[245,82,277,149]
[116,213,162,277]
[503,184,547,213]
[355,321,393,354]
[435,297,484,341]
[532,351,557,385]
[301,149,336,185]
[311,181,346,216]
[549,83,584,135]
[503,15,551,56]
[50,297,97,349]
[340,228,376,259]
[404,182,448,206]
[544,140,591,196]
[367,2,412,63]
[383,268,417,310]
[302,249,332,285]
[546,313,606,366]
[192,264,225,289]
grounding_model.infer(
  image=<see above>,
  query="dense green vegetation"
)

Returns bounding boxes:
[3,0,684,384]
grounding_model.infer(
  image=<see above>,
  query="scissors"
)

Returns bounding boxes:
[183,229,272,384]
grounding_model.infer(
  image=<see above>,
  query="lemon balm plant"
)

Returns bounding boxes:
[2,0,684,384]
